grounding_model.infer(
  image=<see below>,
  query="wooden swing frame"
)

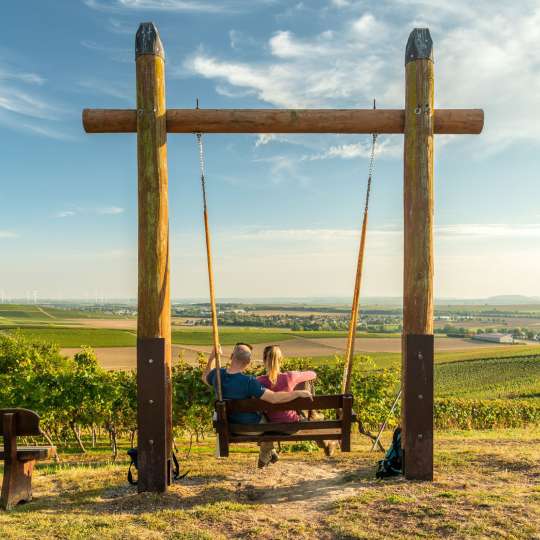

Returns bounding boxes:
[82,22,483,492]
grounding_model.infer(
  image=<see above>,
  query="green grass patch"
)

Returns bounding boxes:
[172,328,295,345]
[0,327,136,347]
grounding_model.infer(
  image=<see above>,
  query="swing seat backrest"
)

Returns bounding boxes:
[213,394,353,457]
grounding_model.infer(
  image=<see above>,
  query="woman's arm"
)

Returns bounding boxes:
[260,389,312,404]
[289,370,317,387]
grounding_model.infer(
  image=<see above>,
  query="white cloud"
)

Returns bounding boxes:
[20,124,76,141]
[227,223,540,244]
[0,230,18,238]
[0,89,58,120]
[78,79,131,102]
[233,228,359,241]
[83,0,273,13]
[269,30,336,59]
[351,13,386,36]
[438,224,540,240]
[55,211,76,218]
[252,155,311,186]
[186,1,540,150]
[80,40,131,64]
[0,59,65,139]
[55,207,125,218]
[302,136,401,160]
[97,206,125,215]
[0,68,44,86]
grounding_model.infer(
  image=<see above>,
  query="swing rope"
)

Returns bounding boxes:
[196,130,223,401]
[342,100,378,394]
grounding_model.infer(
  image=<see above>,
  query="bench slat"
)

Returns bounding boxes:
[0,446,56,462]
[225,420,342,433]
[230,429,342,443]
[226,394,345,413]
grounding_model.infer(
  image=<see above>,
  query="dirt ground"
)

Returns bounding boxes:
[1,429,538,539]
[61,335,514,371]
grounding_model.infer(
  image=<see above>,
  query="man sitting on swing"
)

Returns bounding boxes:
[202,342,312,468]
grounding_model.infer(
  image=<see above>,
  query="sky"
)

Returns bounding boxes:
[1,0,539,301]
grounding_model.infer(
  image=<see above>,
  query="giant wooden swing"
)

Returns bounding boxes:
[82,23,483,492]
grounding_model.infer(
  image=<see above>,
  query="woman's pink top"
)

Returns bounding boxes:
[257,371,317,422]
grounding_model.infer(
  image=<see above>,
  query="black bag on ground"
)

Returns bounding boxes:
[127,448,187,485]
[375,427,403,479]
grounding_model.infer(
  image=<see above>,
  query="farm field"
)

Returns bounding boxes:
[436,356,540,400]
[56,335,540,371]
[0,429,538,539]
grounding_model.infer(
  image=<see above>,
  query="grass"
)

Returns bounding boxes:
[0,327,136,347]
[0,429,538,539]
[0,304,125,324]
[436,356,540,400]
[172,328,296,345]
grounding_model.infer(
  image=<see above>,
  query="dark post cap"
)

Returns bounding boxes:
[136,22,164,59]
[405,28,433,64]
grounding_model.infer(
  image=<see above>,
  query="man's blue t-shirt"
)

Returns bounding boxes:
[207,367,266,424]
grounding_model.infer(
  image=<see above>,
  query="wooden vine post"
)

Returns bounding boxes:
[135,22,172,493]
[402,28,435,481]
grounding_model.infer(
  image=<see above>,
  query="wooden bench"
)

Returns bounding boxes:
[214,394,353,457]
[1,408,56,510]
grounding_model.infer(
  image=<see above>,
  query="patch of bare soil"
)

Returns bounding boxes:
[229,458,361,514]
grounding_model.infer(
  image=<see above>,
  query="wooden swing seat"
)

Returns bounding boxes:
[214,394,353,457]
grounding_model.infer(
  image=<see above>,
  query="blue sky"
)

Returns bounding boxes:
[1,0,539,300]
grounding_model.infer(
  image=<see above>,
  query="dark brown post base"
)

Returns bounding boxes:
[1,458,35,510]
[402,334,434,480]
[137,337,169,492]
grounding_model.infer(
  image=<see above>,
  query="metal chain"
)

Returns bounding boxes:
[196,132,207,209]
[363,132,378,218]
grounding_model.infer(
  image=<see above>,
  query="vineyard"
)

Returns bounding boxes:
[1,333,539,460]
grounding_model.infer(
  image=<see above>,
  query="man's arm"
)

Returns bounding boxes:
[260,388,312,404]
[201,346,221,386]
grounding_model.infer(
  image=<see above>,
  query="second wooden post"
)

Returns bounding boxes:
[135,22,172,492]
[402,27,435,481]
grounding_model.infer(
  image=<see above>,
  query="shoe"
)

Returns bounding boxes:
[324,441,337,457]
[270,450,279,464]
[257,459,268,469]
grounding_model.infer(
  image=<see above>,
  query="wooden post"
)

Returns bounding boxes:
[135,22,172,493]
[402,28,435,481]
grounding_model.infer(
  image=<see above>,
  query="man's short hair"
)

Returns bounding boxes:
[232,343,252,366]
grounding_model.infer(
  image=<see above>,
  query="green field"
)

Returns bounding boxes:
[0,304,130,325]
[0,327,136,347]
[172,328,295,345]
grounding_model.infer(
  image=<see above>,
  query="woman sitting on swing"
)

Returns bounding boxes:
[257,345,337,456]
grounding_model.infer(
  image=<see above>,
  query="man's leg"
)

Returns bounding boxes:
[258,441,275,467]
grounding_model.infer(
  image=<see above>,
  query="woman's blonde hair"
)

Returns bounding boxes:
[263,345,283,386]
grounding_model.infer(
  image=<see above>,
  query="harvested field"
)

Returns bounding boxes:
[62,318,137,330]
[62,335,527,371]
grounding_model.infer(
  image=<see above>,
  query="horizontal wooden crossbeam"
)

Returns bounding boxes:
[82,108,483,135]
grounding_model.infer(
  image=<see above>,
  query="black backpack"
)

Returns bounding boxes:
[375,427,403,479]
[127,448,188,485]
